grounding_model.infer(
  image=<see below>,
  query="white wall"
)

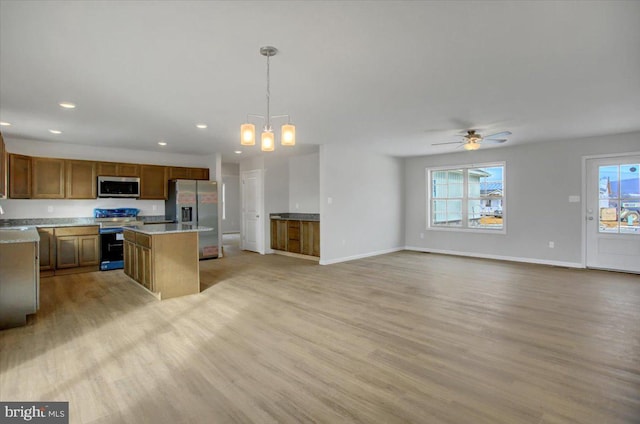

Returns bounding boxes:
[404,131,640,267]
[289,152,320,213]
[320,144,404,264]
[221,163,241,233]
[0,138,216,219]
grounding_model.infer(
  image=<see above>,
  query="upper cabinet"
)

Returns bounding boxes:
[169,166,209,181]
[97,162,140,177]
[9,154,32,198]
[66,160,97,199]
[6,152,209,200]
[140,165,168,199]
[32,157,65,199]
[0,132,6,198]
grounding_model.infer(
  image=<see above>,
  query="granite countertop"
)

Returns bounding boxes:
[269,213,320,222]
[0,227,40,244]
[0,216,174,228]
[123,223,213,235]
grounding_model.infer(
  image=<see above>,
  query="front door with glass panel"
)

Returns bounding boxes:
[586,156,640,273]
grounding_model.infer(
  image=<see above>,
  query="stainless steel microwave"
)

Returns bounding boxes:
[97,176,140,198]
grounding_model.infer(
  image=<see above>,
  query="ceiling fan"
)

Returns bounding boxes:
[432,130,512,151]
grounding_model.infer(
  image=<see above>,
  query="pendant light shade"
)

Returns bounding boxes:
[281,123,296,146]
[241,123,256,146]
[261,131,275,152]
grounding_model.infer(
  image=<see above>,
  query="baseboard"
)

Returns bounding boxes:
[319,247,404,265]
[404,246,584,269]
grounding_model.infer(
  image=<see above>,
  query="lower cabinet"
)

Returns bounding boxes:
[123,229,199,299]
[270,219,320,257]
[44,226,100,275]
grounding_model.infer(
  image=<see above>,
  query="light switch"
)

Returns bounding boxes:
[568,195,580,203]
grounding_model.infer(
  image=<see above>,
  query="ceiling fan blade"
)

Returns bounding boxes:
[483,131,511,139]
[482,139,507,144]
[432,141,463,146]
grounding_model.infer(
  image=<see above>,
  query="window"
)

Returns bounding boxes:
[598,163,640,234]
[427,163,505,231]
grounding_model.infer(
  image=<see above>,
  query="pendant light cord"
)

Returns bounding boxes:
[266,52,271,130]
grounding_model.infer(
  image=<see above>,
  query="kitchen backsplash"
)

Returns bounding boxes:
[0,198,164,220]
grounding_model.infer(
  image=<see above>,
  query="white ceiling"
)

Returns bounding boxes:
[1,1,639,163]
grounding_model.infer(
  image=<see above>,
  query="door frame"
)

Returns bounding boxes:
[240,169,265,254]
[581,151,640,270]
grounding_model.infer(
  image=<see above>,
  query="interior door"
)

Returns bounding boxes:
[586,156,640,273]
[241,169,263,253]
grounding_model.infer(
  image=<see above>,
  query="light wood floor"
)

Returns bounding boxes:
[1,250,639,423]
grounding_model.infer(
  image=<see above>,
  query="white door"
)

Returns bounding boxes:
[586,156,640,273]
[241,169,263,254]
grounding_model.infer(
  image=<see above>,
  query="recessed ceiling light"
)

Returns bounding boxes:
[0,121,11,126]
[196,124,208,129]
[158,141,167,146]
[49,129,62,134]
[59,102,76,109]
[234,150,242,154]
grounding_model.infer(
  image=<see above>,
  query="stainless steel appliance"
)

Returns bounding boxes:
[97,176,140,198]
[166,180,219,259]
[95,208,143,270]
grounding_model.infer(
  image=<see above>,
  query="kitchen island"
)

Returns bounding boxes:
[123,224,212,300]
[0,226,40,329]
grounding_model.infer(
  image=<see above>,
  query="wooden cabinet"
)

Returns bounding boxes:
[287,221,301,253]
[37,228,56,275]
[66,160,97,199]
[140,165,168,199]
[270,219,287,251]
[53,226,100,274]
[301,221,320,257]
[9,154,32,198]
[97,162,139,177]
[270,219,320,257]
[32,157,65,198]
[0,132,6,198]
[123,229,199,299]
[169,166,210,181]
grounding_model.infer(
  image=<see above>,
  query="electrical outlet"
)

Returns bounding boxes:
[152,205,157,211]
[47,206,54,213]
[420,233,424,239]
[548,241,555,248]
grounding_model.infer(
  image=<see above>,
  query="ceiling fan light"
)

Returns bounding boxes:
[281,123,295,146]
[241,123,255,146]
[464,142,480,151]
[261,130,275,152]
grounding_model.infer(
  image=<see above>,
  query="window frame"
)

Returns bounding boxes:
[426,161,507,234]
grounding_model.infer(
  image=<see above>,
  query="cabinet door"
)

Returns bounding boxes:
[32,157,65,198]
[66,160,97,199]
[123,240,135,277]
[139,246,152,290]
[188,168,209,180]
[117,163,139,177]
[271,220,287,251]
[301,221,320,257]
[169,167,190,180]
[9,154,32,198]
[37,228,56,271]
[0,132,6,198]
[97,162,118,176]
[140,165,168,199]
[78,235,99,266]
[56,236,79,268]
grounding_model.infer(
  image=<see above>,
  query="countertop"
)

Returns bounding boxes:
[0,216,173,229]
[269,213,320,222]
[0,227,40,244]
[123,223,213,235]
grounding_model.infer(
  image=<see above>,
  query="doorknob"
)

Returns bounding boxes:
[256,215,259,218]
[587,217,594,220]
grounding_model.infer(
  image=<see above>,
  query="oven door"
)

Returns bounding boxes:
[100,228,125,270]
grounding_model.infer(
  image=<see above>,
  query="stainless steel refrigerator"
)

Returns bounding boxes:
[166,179,219,259]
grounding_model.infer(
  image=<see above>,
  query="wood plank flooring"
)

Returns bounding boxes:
[1,250,639,423]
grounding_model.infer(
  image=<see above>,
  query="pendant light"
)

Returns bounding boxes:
[240,46,296,151]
